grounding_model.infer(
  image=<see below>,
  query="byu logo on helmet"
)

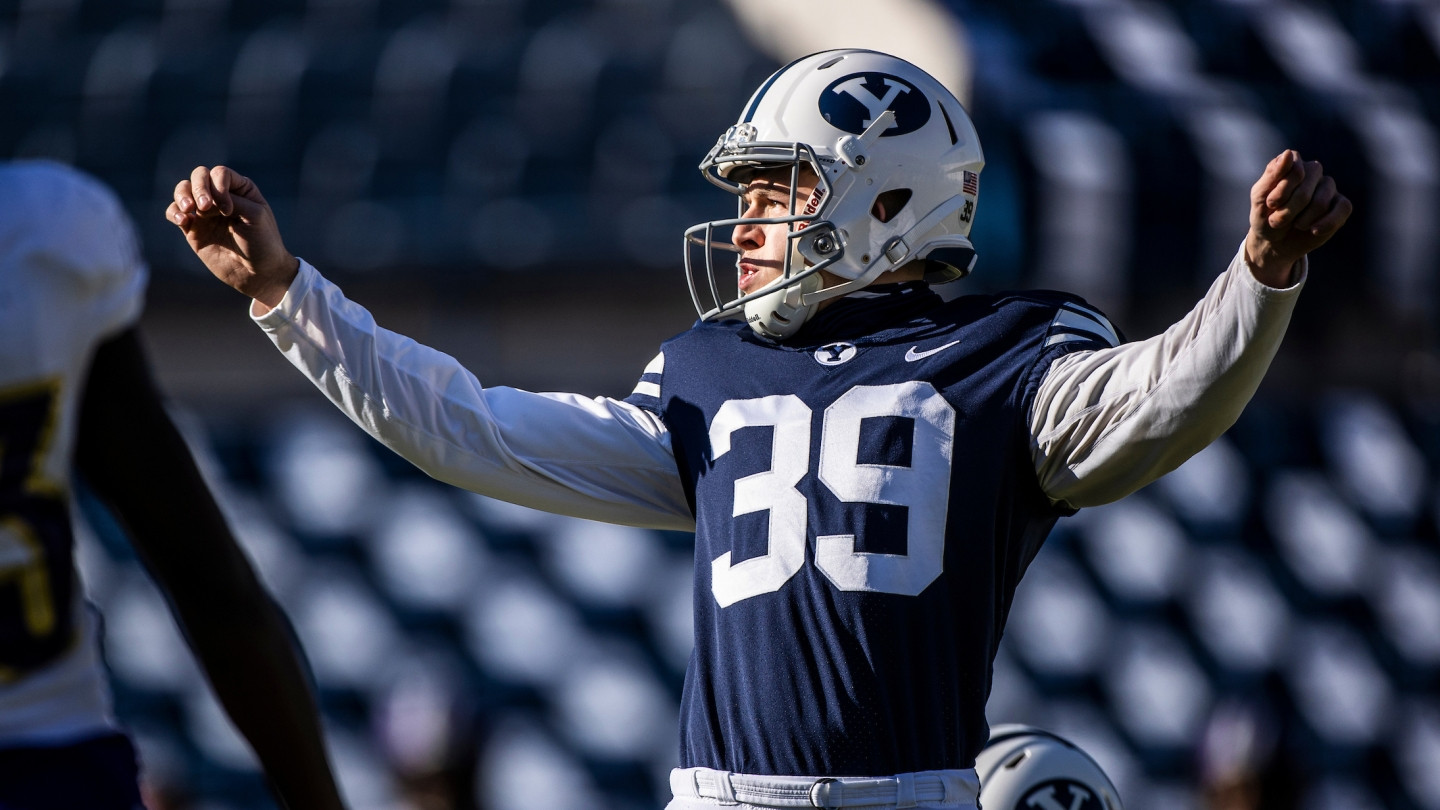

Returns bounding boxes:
[1019,780,1097,810]
[820,72,931,136]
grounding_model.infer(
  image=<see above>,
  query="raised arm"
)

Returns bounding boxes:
[1031,150,1351,508]
[74,328,345,810]
[168,166,693,530]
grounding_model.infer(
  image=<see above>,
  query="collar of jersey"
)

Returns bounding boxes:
[785,281,942,345]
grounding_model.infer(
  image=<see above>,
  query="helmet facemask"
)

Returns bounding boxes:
[683,135,846,341]
[684,112,915,341]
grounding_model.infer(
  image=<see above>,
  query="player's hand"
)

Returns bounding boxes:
[167,166,299,311]
[1244,150,1352,287]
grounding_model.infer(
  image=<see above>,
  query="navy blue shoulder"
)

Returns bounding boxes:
[936,289,1123,347]
[623,319,752,413]
[922,290,1123,438]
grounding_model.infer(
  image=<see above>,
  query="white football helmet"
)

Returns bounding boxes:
[684,49,985,340]
[976,725,1123,810]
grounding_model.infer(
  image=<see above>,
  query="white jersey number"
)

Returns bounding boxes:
[708,383,955,607]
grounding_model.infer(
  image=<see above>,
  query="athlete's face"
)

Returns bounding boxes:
[731,166,820,297]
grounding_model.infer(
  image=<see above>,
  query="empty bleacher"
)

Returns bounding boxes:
[10,0,1440,807]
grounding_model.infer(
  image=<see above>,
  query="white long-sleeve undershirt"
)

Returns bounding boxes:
[252,264,694,531]
[1031,245,1305,508]
[252,243,1303,526]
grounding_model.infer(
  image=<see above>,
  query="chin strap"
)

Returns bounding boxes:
[745,271,824,340]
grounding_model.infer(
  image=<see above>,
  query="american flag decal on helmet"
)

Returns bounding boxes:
[962,170,979,196]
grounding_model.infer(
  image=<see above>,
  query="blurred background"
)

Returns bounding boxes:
[4,0,1440,807]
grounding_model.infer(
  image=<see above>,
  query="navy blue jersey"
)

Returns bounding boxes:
[626,282,1119,777]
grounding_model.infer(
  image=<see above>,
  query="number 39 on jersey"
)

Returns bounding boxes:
[707,381,954,607]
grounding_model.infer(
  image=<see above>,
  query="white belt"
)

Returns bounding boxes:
[670,767,980,808]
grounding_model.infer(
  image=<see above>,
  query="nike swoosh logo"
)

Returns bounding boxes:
[904,340,961,362]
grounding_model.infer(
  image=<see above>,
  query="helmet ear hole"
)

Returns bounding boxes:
[872,189,912,223]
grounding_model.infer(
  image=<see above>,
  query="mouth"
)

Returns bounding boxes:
[737,262,763,294]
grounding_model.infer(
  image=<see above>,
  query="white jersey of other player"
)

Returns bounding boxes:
[0,160,147,745]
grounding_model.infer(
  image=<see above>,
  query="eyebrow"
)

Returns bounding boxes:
[744,181,795,198]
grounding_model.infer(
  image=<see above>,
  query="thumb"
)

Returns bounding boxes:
[1252,150,1296,211]
[224,170,267,205]
[209,166,267,216]
[227,191,268,223]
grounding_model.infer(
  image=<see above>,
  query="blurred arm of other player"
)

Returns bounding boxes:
[168,166,694,531]
[50,172,347,809]
[1030,150,1351,508]
[75,328,347,810]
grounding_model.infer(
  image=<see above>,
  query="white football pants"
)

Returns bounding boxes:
[666,766,981,809]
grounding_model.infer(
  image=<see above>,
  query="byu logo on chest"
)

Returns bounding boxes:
[819,72,931,136]
[814,342,858,366]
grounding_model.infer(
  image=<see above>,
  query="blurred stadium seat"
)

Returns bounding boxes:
[13,0,1437,806]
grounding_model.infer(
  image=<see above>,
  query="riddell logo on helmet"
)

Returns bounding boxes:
[802,186,828,216]
[819,72,931,136]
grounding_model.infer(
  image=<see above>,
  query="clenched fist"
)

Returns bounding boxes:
[1244,150,1352,287]
[167,165,298,312]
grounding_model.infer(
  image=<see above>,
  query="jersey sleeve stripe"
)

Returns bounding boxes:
[1045,331,1109,348]
[1065,301,1116,331]
[1051,307,1119,347]
[1057,304,1120,345]
[626,352,665,409]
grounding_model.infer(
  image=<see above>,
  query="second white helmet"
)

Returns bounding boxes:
[976,725,1123,810]
[684,49,985,340]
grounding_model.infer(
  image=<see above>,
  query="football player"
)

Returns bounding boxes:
[170,49,1349,810]
[0,160,345,810]
[975,725,1122,810]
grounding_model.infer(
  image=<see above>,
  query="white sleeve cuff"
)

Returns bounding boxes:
[1240,251,1309,295]
[250,258,321,328]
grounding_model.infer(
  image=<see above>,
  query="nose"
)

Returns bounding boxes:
[732,198,767,252]
[732,216,764,252]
